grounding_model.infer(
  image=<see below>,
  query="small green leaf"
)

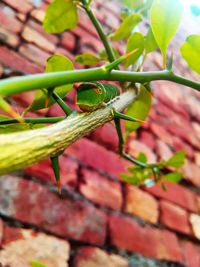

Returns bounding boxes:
[164,172,183,183]
[137,152,147,163]
[145,27,158,54]
[150,0,183,67]
[0,123,44,134]
[125,32,144,67]
[43,0,78,33]
[111,13,142,41]
[180,35,200,74]
[125,85,152,135]
[165,151,185,168]
[29,54,74,111]
[75,53,100,66]
[123,0,143,10]
[30,261,48,267]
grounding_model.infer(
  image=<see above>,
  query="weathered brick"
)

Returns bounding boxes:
[61,32,76,52]
[78,9,99,38]
[0,26,20,47]
[25,156,78,188]
[66,138,128,179]
[0,9,22,33]
[108,214,182,261]
[0,227,70,267]
[160,200,191,235]
[0,64,3,77]
[180,240,200,267]
[145,182,198,213]
[189,214,200,240]
[80,168,122,210]
[74,247,129,267]
[128,140,157,163]
[2,0,32,14]
[22,26,55,53]
[0,46,42,73]
[156,140,173,160]
[181,160,200,186]
[0,175,107,245]
[139,131,156,150]
[125,185,159,224]
[19,44,50,67]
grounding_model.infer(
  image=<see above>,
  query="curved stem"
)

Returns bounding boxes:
[82,3,117,63]
[0,68,199,97]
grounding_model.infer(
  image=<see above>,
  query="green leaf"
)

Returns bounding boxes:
[165,151,185,168]
[123,0,143,9]
[75,53,100,66]
[29,54,74,111]
[137,152,147,163]
[145,27,158,54]
[30,261,48,267]
[150,0,183,67]
[43,0,78,33]
[111,13,142,41]
[125,85,152,135]
[0,123,44,134]
[180,35,200,74]
[125,32,144,67]
[164,172,183,183]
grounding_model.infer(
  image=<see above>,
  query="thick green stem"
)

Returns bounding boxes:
[0,90,136,174]
[0,69,199,97]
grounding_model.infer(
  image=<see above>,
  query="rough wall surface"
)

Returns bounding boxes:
[0,0,200,266]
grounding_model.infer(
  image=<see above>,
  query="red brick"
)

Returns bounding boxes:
[139,131,156,150]
[108,214,182,261]
[2,0,32,14]
[61,32,76,51]
[80,168,122,210]
[125,185,159,224]
[189,214,200,240]
[0,46,42,73]
[150,123,173,146]
[66,138,128,179]
[0,227,70,267]
[0,219,3,245]
[145,182,198,213]
[0,26,20,47]
[160,200,191,235]
[0,175,107,245]
[0,9,22,33]
[25,156,78,188]
[22,26,56,53]
[181,240,200,267]
[78,10,99,38]
[156,140,173,160]
[74,247,129,267]
[128,140,157,163]
[19,44,50,67]
[89,123,118,151]
[181,160,200,186]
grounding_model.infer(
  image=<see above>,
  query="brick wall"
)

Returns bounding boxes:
[0,0,200,266]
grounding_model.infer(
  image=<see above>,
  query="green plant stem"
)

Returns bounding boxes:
[51,91,73,115]
[0,68,199,97]
[82,4,116,63]
[0,116,65,125]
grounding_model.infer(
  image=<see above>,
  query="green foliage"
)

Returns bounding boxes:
[125,32,144,67]
[29,55,74,111]
[150,0,183,67]
[30,261,48,267]
[43,0,78,33]
[180,35,200,74]
[125,85,152,135]
[75,53,101,65]
[111,13,142,41]
[145,27,158,54]
[164,172,182,183]
[0,123,44,134]
[164,151,185,168]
